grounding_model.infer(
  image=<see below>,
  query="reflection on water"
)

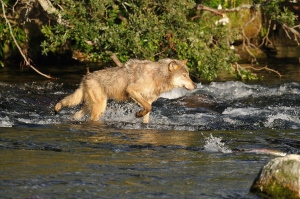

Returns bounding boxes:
[0,63,300,198]
[2,125,295,199]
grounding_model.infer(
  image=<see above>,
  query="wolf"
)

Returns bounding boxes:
[54,58,197,123]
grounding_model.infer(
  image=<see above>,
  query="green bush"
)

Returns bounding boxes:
[40,0,240,80]
[1,0,298,80]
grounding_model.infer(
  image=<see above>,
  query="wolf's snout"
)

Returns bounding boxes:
[193,83,197,89]
[190,82,197,90]
[185,82,197,90]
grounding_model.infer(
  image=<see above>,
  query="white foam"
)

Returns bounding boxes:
[222,107,264,116]
[201,81,300,101]
[264,113,300,128]
[159,88,189,99]
[206,81,255,100]
[0,116,13,127]
[223,117,240,125]
[17,118,33,124]
[17,117,62,125]
[21,82,64,91]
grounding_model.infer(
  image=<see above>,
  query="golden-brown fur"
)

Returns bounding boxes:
[54,58,196,123]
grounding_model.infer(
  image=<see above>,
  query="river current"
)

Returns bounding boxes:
[0,65,300,198]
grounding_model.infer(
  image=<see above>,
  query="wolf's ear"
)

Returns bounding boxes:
[181,59,188,65]
[168,61,181,72]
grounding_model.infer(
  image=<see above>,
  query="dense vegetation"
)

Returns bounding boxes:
[0,0,299,80]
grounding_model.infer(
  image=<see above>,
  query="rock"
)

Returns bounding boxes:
[173,94,217,109]
[250,154,300,199]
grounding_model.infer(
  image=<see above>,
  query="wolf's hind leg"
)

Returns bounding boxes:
[87,88,108,121]
[72,106,89,120]
[90,97,107,121]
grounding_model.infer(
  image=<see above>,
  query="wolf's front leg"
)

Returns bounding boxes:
[126,87,152,118]
[135,108,151,118]
[142,112,150,123]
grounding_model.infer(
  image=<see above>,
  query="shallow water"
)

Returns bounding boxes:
[0,64,300,198]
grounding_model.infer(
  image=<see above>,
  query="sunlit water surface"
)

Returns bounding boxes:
[0,64,300,198]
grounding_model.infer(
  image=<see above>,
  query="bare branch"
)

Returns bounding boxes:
[195,4,261,15]
[195,4,224,16]
[259,20,274,47]
[243,65,282,78]
[1,0,54,79]
[37,0,69,26]
[12,0,20,12]
[220,4,261,12]
[37,0,58,14]
[110,53,123,67]
[241,10,261,49]
[86,67,90,75]
[281,23,300,45]
[233,62,282,79]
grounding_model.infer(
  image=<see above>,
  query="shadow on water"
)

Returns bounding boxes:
[0,63,300,198]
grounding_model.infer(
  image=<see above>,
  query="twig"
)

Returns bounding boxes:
[37,0,69,26]
[259,19,273,47]
[86,67,90,75]
[243,65,282,78]
[195,4,224,16]
[12,0,19,12]
[1,0,54,79]
[232,63,242,77]
[282,23,300,45]
[110,53,123,67]
[194,4,261,17]
[234,62,282,78]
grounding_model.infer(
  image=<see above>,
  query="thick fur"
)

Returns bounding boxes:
[54,58,196,123]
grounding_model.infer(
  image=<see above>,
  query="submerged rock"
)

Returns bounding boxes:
[250,154,300,199]
[173,94,217,109]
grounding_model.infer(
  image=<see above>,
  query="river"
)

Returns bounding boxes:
[0,63,300,198]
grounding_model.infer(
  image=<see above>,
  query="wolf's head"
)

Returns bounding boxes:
[168,59,197,90]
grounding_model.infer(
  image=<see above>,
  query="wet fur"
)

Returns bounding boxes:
[54,58,196,123]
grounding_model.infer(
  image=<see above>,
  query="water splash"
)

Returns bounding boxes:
[102,101,140,123]
[203,134,232,154]
[159,87,193,99]
[1,81,300,130]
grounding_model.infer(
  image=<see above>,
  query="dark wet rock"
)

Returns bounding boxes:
[250,154,300,199]
[173,94,217,109]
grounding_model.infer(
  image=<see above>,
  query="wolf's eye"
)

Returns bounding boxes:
[183,73,187,78]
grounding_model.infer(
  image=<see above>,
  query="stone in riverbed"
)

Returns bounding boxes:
[250,154,300,199]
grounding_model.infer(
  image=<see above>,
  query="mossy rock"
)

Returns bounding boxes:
[250,154,300,199]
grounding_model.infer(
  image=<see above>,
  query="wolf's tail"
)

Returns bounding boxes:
[54,85,84,114]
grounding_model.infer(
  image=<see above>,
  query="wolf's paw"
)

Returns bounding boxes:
[135,110,146,118]
[54,103,62,114]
